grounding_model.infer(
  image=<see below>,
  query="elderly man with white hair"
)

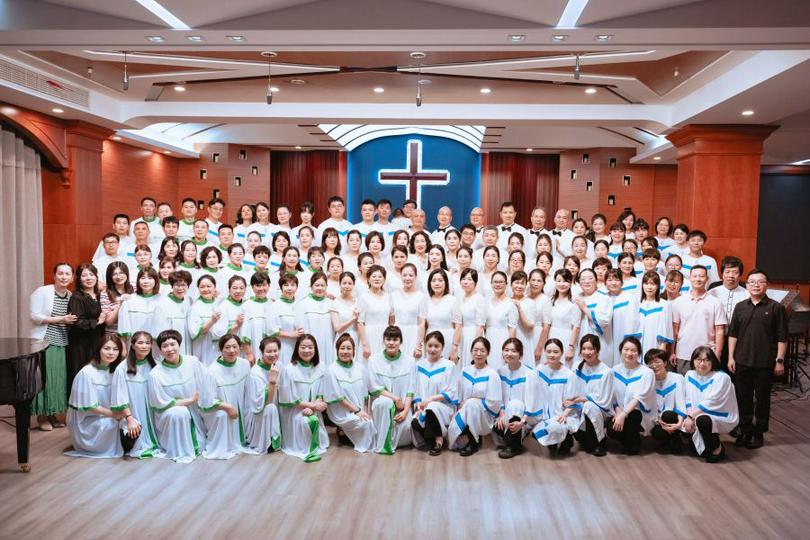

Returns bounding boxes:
[430,206,456,247]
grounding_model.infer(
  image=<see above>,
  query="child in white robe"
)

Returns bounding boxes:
[326,333,376,453]
[570,334,614,457]
[277,334,333,462]
[448,337,502,456]
[410,331,458,456]
[245,336,282,454]
[368,325,415,455]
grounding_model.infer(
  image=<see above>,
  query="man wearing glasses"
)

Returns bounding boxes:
[727,269,788,449]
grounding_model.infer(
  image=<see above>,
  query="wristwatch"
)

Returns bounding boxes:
[776,358,784,364]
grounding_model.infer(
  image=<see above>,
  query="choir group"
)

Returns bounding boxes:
[31,195,768,463]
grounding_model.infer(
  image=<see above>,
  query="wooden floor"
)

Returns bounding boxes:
[2,389,810,540]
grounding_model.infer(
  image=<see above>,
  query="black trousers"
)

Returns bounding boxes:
[493,415,522,450]
[735,363,773,434]
[423,410,443,440]
[695,414,720,456]
[607,409,642,451]
[650,410,683,451]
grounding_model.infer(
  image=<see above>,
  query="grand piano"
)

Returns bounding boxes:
[0,338,46,472]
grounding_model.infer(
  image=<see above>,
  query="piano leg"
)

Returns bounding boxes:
[13,399,32,473]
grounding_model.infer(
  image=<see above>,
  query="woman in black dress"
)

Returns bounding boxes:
[66,263,106,389]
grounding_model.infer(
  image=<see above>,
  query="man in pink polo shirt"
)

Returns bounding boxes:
[669,265,727,374]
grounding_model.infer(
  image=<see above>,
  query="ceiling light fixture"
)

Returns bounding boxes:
[741,110,754,116]
[480,88,491,94]
[595,34,613,41]
[509,35,526,42]
[111,136,122,141]
[135,0,190,30]
[295,145,302,150]
[186,35,204,42]
[585,87,596,94]
[556,0,590,28]
[791,158,810,165]
[145,36,166,43]
[653,156,661,161]
[163,150,171,154]
[373,87,385,93]
[261,51,277,105]
[51,108,64,114]
[227,36,246,42]
[418,79,431,85]
[122,51,129,91]
[173,85,186,92]
[574,54,581,80]
[673,66,680,77]
[526,148,533,152]
[551,34,568,42]
[411,52,426,107]
[290,79,307,85]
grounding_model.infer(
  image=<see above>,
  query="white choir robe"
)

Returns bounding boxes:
[219,263,251,295]
[579,292,614,366]
[496,223,528,251]
[130,216,164,244]
[277,361,333,462]
[530,294,553,366]
[655,372,689,421]
[274,298,299,366]
[472,248,508,273]
[681,253,720,284]
[514,297,538,367]
[459,293,487,366]
[547,298,583,368]
[609,291,641,362]
[326,361,376,453]
[203,357,252,459]
[147,355,214,463]
[430,226,457,248]
[684,370,739,455]
[494,364,539,444]
[359,291,393,359]
[636,299,674,357]
[65,364,123,458]
[573,362,614,443]
[152,294,192,355]
[218,297,246,336]
[484,297,518,371]
[391,289,424,358]
[188,298,228,367]
[411,358,458,448]
[368,351,416,454]
[447,366,502,450]
[531,365,579,446]
[118,294,160,342]
[245,361,282,453]
[111,360,162,459]
[239,297,281,360]
[331,296,361,362]
[295,295,336,366]
[316,218,353,249]
[419,295,462,359]
[611,363,658,435]
[92,253,125,286]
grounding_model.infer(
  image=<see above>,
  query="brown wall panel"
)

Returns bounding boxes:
[482,152,559,225]
[269,150,344,225]
[558,149,600,222]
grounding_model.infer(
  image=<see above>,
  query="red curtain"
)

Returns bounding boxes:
[481,153,559,224]
[270,150,346,218]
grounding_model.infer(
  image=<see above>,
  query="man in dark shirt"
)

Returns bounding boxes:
[728,269,788,449]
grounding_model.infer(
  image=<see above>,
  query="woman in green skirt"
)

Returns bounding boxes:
[29,263,76,431]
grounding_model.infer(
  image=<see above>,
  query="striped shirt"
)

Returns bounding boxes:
[44,292,70,346]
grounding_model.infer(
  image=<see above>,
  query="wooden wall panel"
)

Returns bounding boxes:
[178,143,230,220]
[225,145,271,224]
[598,150,656,223]
[482,152,559,225]
[652,165,678,221]
[558,149,600,222]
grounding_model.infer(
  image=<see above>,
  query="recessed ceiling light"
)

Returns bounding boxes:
[418,79,431,85]
[480,88,492,94]
[173,85,186,92]
[290,79,307,85]
[526,148,533,152]
[186,35,204,42]
[595,34,613,42]
[551,34,568,42]
[653,156,661,161]
[269,86,280,92]
[163,150,171,154]
[741,110,754,116]
[227,35,246,42]
[51,108,64,113]
[111,136,122,141]
[373,87,385,93]
[509,34,526,42]
[295,145,302,150]
[145,36,166,43]
[585,87,597,94]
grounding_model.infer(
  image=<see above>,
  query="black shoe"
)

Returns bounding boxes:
[730,427,741,438]
[498,445,523,459]
[626,436,642,456]
[746,433,764,449]
[706,444,726,463]
[735,433,752,447]
[460,444,479,457]
[548,444,559,458]
[670,435,683,455]
[429,443,442,456]
[593,441,607,457]
[336,429,352,446]
[558,434,574,456]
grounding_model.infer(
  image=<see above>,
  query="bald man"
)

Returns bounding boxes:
[469,207,486,249]
[526,206,551,261]
[430,206,456,247]
[551,208,575,257]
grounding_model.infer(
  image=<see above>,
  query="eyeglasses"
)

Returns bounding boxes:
[693,357,712,364]
[747,280,767,286]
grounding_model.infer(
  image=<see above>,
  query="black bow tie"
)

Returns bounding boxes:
[437,227,447,232]
[501,226,512,232]
[530,230,541,236]
[552,230,562,236]
[476,227,483,233]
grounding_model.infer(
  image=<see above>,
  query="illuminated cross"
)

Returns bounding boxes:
[378,139,450,208]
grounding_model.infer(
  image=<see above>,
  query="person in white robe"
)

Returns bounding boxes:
[569,334,614,457]
[277,334,333,462]
[203,334,252,459]
[605,269,640,364]
[239,272,281,363]
[458,269,486,366]
[357,265,393,361]
[493,338,538,459]
[683,346,738,462]
[636,272,674,357]
[66,336,127,458]
[484,272,518,371]
[390,264,424,358]
[540,269,583,368]
[295,272,335,367]
[417,270,462,361]
[325,333,376,453]
[151,271,193,356]
[368,326,415,455]
[530,338,579,457]
[447,337,502,456]
[508,272,538,368]
[274,274,305,366]
[646,348,688,454]
[410,331,458,456]
[117,268,161,347]
[188,275,228,366]
[110,331,162,459]
[608,336,657,455]
[330,272,361,363]
[575,269,614,367]
[245,336,282,453]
